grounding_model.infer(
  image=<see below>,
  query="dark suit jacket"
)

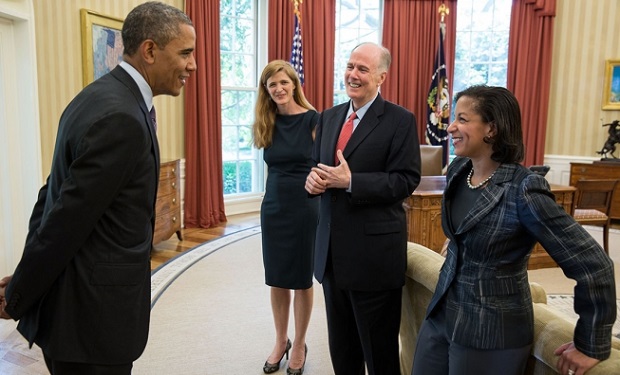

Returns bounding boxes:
[5,66,159,364]
[426,157,616,358]
[313,94,421,291]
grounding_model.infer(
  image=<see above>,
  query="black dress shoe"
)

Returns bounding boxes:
[263,339,291,374]
[286,344,308,375]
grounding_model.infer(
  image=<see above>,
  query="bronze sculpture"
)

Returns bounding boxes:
[597,120,620,159]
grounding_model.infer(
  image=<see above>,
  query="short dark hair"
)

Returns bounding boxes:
[122,1,193,56]
[454,85,525,164]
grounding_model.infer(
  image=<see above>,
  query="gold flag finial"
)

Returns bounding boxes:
[291,0,303,19]
[438,4,449,23]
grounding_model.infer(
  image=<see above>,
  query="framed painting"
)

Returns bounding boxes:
[80,9,124,86]
[602,59,620,110]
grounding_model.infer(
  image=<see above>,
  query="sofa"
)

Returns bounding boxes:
[399,242,620,375]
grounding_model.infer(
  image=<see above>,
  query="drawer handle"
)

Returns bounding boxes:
[172,216,177,223]
[171,182,176,188]
[172,198,177,204]
[172,167,176,174]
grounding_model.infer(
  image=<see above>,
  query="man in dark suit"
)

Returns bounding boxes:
[0,2,195,374]
[305,42,421,375]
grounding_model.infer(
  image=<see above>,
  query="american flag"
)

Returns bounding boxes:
[425,25,450,166]
[290,8,304,86]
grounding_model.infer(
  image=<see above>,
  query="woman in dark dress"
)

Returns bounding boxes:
[252,60,319,375]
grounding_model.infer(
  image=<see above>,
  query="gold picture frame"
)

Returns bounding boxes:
[602,59,620,110]
[80,9,124,86]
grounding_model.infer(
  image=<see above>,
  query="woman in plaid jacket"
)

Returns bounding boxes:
[412,85,616,375]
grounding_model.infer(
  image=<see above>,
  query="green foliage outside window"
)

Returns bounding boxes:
[223,161,253,194]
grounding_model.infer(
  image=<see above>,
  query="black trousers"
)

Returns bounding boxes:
[322,262,402,375]
[411,306,531,375]
[44,354,132,375]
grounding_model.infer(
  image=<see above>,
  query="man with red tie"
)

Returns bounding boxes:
[305,42,421,375]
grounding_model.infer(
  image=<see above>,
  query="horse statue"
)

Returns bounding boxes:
[597,120,620,159]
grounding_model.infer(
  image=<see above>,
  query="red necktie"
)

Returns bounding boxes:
[335,112,356,165]
[150,106,158,133]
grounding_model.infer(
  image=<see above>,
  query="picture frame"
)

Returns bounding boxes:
[602,59,620,110]
[80,9,124,86]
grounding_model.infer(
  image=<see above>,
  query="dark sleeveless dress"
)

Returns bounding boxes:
[261,110,320,289]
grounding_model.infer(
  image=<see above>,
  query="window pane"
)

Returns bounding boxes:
[333,0,382,106]
[221,54,255,87]
[454,0,512,91]
[451,0,511,159]
[220,0,262,197]
[221,90,255,125]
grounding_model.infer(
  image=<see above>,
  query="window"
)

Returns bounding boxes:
[220,0,264,197]
[453,0,512,94]
[333,0,383,105]
[450,0,511,157]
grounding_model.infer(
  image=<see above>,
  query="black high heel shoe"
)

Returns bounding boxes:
[263,339,292,374]
[286,344,308,375]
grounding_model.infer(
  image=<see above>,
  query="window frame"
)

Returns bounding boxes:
[221,0,268,215]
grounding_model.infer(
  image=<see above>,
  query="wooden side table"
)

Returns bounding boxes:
[153,159,183,245]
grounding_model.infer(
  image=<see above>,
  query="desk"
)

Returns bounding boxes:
[405,176,576,270]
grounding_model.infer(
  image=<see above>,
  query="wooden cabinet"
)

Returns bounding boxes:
[153,159,182,245]
[405,176,576,270]
[570,162,620,220]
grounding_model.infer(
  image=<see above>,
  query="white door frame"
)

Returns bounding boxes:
[0,0,41,276]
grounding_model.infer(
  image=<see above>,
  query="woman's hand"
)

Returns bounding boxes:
[554,341,600,375]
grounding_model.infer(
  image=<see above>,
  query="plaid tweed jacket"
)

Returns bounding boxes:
[425,157,616,360]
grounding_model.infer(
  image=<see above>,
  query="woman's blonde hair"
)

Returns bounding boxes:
[252,60,315,148]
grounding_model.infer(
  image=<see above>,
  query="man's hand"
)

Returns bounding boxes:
[305,169,328,195]
[554,341,600,375]
[0,275,13,319]
[0,274,11,302]
[310,151,352,190]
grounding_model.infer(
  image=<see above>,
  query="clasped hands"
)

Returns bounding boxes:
[305,150,351,194]
[555,341,600,375]
[0,275,13,319]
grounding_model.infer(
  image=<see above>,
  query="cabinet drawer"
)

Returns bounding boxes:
[159,161,178,180]
[157,178,178,197]
[155,193,179,214]
[153,208,181,244]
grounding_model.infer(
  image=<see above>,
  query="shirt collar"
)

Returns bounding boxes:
[119,61,154,111]
[347,93,379,121]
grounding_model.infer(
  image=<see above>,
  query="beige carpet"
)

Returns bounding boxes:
[1,226,619,375]
[134,228,334,375]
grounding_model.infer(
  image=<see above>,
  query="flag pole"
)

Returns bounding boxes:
[289,0,305,86]
[438,4,450,167]
[426,4,451,166]
[435,4,449,122]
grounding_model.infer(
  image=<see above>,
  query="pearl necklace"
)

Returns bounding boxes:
[466,168,496,190]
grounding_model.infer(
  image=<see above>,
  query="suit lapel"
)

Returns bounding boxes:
[445,159,513,235]
[110,66,160,168]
